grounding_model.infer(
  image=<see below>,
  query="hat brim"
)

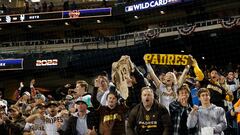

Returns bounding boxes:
[75,101,87,105]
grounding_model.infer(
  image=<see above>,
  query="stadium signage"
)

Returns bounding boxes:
[144,54,191,65]
[0,8,111,24]
[0,59,23,71]
[36,59,58,66]
[125,0,182,12]
[69,10,81,18]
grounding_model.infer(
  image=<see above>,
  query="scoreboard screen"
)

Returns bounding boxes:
[0,8,112,24]
[62,8,112,19]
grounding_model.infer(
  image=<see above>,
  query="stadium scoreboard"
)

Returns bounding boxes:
[0,8,112,24]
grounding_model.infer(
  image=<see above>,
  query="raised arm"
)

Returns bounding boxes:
[178,65,190,87]
[191,58,204,81]
[145,63,161,88]
[25,113,43,123]
[91,78,101,109]
[187,105,199,128]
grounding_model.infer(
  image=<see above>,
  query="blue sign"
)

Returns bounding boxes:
[125,0,184,12]
[0,59,23,71]
[62,8,112,19]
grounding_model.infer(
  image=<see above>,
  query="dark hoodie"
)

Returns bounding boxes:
[127,100,172,135]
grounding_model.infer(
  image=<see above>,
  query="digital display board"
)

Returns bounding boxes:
[62,8,112,19]
[23,56,68,70]
[0,59,23,71]
[0,7,112,24]
[125,0,192,12]
[0,12,62,24]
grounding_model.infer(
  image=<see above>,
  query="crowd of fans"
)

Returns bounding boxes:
[0,55,239,135]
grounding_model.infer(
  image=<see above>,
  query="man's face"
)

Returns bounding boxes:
[77,102,87,113]
[210,70,219,81]
[178,89,189,100]
[107,94,117,109]
[36,106,46,115]
[199,92,210,105]
[227,72,234,81]
[141,89,154,107]
[47,105,57,116]
[99,77,108,90]
[75,83,85,96]
[195,81,201,88]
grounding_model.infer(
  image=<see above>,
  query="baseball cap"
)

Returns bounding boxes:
[35,94,46,101]
[75,99,88,106]
[23,91,31,97]
[45,101,58,108]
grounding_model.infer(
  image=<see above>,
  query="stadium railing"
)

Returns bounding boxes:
[0,15,239,54]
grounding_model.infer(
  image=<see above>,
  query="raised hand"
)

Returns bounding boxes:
[88,126,97,135]
[191,105,199,114]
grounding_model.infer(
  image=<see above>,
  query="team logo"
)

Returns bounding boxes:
[145,115,150,121]
[69,10,80,18]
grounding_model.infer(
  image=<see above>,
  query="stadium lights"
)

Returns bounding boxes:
[160,10,165,14]
[97,20,101,23]
[27,25,32,28]
[134,15,139,19]
[202,56,205,60]
[65,22,69,26]
[181,50,184,53]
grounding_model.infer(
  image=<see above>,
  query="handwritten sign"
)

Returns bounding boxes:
[144,54,191,65]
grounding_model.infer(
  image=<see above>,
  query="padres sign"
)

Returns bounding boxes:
[144,54,191,65]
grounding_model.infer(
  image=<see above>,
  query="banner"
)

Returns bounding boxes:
[144,54,191,65]
[0,59,23,71]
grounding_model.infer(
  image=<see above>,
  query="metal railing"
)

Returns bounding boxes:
[0,15,239,54]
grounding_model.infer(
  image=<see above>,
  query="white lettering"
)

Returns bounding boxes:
[143,3,150,9]
[6,15,11,23]
[133,4,141,11]
[29,15,40,20]
[36,59,58,66]
[126,0,180,12]
[0,63,6,66]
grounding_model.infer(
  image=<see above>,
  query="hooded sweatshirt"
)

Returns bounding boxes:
[187,104,227,135]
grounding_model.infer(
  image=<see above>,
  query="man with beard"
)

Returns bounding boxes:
[127,87,172,135]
